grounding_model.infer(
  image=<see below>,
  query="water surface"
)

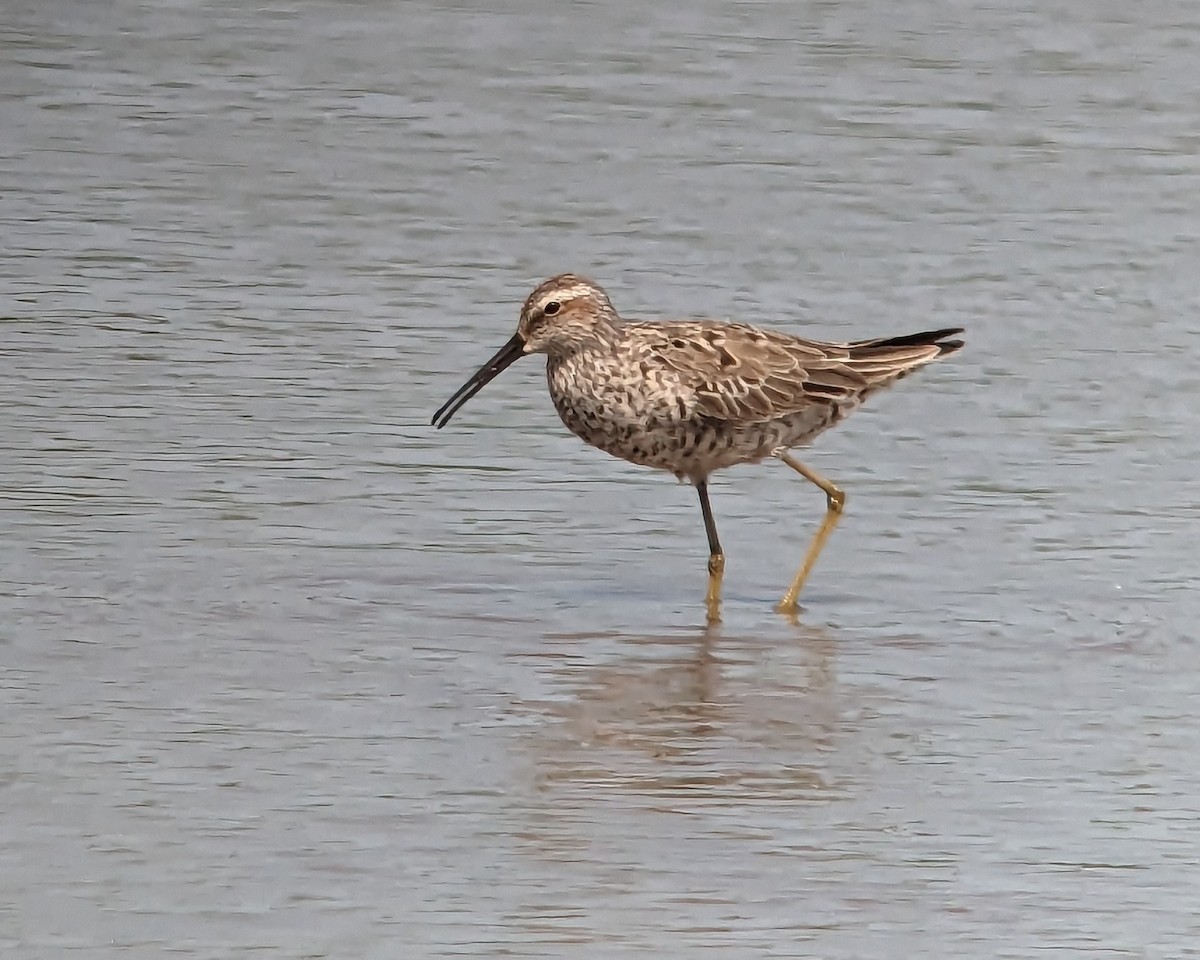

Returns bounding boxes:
[4,1,1200,956]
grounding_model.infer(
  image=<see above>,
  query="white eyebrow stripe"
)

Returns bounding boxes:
[537,283,597,308]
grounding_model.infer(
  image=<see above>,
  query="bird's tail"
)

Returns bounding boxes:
[843,327,965,385]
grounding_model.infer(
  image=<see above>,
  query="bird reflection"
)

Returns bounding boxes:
[518,622,843,811]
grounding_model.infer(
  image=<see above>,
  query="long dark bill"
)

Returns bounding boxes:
[431,333,527,429]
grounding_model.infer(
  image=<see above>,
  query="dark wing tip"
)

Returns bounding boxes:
[936,335,965,357]
[853,326,965,356]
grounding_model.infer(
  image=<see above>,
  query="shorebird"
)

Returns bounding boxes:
[432,274,963,622]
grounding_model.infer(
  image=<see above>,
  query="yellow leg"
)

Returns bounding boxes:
[705,553,725,625]
[775,453,846,615]
[696,480,724,624]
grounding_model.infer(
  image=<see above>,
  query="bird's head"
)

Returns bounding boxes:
[517,274,620,355]
[431,274,619,429]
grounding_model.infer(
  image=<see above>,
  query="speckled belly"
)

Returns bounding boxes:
[544,352,847,479]
[550,387,837,480]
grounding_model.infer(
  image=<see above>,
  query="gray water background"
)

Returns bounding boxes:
[4,1,1200,957]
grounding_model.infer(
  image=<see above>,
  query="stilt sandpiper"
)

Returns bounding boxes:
[432,274,963,622]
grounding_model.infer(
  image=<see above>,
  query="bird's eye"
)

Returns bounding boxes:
[543,301,561,316]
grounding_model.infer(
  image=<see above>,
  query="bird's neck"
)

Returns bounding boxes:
[590,313,622,347]
[549,314,623,361]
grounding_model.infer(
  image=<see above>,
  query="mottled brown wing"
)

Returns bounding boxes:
[635,321,867,424]
[635,321,964,424]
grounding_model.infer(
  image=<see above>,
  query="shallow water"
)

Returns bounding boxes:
[4,1,1200,956]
